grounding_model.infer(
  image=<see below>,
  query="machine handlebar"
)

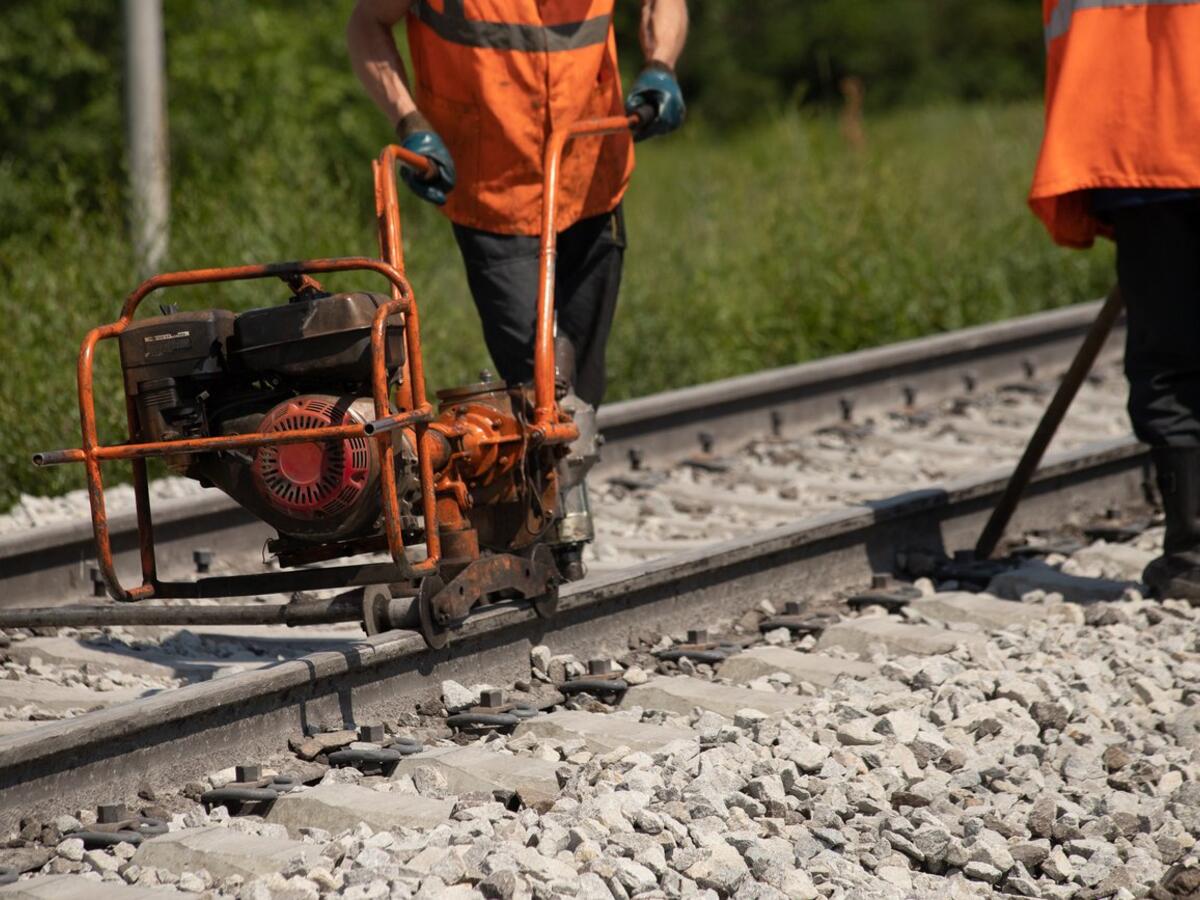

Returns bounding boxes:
[397,110,647,182]
[631,103,657,130]
[395,145,438,181]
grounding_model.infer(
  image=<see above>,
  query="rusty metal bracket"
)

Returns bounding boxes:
[446,689,539,732]
[557,659,628,698]
[759,603,839,635]
[846,574,923,613]
[654,629,742,664]
[327,747,404,772]
[68,804,168,849]
[200,766,298,811]
[417,551,559,649]
[327,724,423,773]
[432,553,559,625]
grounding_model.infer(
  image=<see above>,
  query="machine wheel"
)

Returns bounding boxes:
[530,545,560,619]
[531,586,560,619]
[417,575,449,650]
[361,584,392,636]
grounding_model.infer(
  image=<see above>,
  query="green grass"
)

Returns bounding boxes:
[0,101,1113,509]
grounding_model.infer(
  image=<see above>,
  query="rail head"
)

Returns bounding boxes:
[598,298,1117,441]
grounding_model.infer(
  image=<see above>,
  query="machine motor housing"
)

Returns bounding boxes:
[118,290,411,544]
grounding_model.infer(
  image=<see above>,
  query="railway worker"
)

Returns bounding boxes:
[347,0,688,579]
[1029,0,1200,601]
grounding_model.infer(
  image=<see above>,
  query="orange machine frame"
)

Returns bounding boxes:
[35,114,641,605]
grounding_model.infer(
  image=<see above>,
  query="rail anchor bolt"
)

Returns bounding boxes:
[193,549,214,574]
[358,723,386,744]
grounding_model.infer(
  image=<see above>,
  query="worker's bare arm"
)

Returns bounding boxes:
[640,0,688,69]
[347,0,420,130]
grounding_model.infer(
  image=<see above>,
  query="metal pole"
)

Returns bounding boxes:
[123,0,170,274]
[974,286,1125,559]
[0,591,420,632]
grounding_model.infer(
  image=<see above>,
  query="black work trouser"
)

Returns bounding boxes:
[452,205,625,408]
[1114,199,1200,447]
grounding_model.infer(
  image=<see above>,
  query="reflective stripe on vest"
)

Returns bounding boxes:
[414,0,610,52]
[1046,0,1200,43]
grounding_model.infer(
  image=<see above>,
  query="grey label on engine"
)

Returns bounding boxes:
[144,330,193,358]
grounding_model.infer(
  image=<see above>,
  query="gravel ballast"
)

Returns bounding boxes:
[10,532,1200,899]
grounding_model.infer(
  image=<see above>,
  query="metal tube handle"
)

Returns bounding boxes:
[394,145,438,181]
[531,111,644,443]
[631,103,657,129]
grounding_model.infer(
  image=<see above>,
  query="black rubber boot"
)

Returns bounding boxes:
[1143,447,1200,602]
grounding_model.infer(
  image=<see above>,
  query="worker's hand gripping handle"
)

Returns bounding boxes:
[395,146,438,181]
[631,104,657,132]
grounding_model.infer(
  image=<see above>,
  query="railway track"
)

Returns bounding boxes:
[5,300,1190,898]
[0,299,1127,604]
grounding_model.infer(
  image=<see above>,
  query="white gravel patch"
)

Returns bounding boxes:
[0,477,205,536]
[31,570,1200,899]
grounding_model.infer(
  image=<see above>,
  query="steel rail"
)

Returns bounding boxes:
[596,298,1123,468]
[0,434,1149,832]
[0,300,1122,607]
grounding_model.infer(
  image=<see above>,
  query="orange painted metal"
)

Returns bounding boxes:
[531,113,641,444]
[373,144,434,413]
[36,120,635,610]
[44,256,438,601]
[373,146,445,571]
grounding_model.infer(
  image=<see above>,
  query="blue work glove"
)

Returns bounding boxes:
[625,62,685,143]
[397,112,456,206]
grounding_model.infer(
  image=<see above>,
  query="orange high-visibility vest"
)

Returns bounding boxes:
[406,0,634,236]
[1030,0,1200,248]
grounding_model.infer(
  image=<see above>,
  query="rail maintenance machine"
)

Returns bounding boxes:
[28,111,652,649]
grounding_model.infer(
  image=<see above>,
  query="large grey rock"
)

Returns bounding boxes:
[512,709,693,754]
[908,591,1080,629]
[441,680,479,712]
[391,745,561,808]
[265,783,453,836]
[816,618,987,659]
[132,826,321,880]
[717,648,877,687]
[684,842,748,895]
[621,676,806,719]
[0,876,169,899]
[987,561,1129,604]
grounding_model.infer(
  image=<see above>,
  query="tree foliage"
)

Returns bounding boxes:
[1,0,1045,218]
[666,0,1042,124]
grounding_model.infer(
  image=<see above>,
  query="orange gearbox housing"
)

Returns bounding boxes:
[420,383,558,554]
